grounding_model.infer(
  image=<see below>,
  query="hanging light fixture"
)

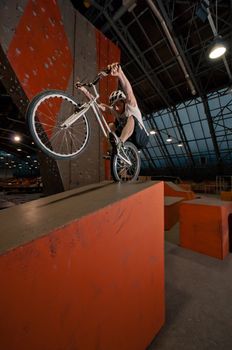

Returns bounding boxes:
[208,35,226,59]
[150,129,157,135]
[177,141,183,147]
[166,135,172,142]
[13,134,21,142]
[206,1,227,60]
[197,1,231,77]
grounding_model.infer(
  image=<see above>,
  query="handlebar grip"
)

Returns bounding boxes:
[75,81,92,88]
[75,81,82,88]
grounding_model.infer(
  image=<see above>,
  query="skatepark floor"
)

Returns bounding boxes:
[148,216,232,350]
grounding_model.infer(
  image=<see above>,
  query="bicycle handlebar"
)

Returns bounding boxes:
[75,64,120,88]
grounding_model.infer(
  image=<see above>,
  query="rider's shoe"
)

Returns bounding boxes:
[116,140,124,153]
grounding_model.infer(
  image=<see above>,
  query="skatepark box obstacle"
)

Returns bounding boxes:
[0,181,165,350]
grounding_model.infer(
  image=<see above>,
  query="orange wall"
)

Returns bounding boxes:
[0,182,164,350]
[7,0,73,100]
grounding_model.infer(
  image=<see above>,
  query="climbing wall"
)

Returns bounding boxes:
[0,0,120,192]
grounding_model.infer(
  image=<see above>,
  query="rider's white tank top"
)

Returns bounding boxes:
[124,103,149,136]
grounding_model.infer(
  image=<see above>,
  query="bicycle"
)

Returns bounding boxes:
[26,68,141,183]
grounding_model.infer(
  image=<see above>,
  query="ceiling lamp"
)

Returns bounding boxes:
[208,36,227,59]
[166,135,172,142]
[14,135,21,142]
[177,141,183,147]
[150,129,157,135]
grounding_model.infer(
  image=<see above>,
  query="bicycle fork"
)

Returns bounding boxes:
[117,147,132,167]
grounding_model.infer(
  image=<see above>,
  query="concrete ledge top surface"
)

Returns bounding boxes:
[164,196,184,206]
[0,180,161,255]
[181,197,232,207]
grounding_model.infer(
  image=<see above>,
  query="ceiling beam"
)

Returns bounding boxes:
[146,0,197,95]
[201,95,222,163]
[171,107,195,166]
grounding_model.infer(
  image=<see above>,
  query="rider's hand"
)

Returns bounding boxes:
[107,63,121,76]
[75,81,82,88]
[117,139,123,152]
[98,103,107,112]
[75,81,86,93]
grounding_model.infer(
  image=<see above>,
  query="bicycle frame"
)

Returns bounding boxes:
[61,82,132,166]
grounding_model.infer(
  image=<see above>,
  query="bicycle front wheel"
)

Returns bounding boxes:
[27,90,90,160]
[111,141,141,183]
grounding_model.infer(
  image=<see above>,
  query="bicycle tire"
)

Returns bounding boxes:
[27,89,90,160]
[111,141,141,183]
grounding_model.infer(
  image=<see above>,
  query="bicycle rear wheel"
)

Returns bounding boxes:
[111,141,141,182]
[27,90,90,160]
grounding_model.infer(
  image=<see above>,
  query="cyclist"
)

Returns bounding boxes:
[76,63,149,151]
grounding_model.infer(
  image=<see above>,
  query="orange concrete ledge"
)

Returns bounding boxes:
[180,198,232,259]
[164,196,184,230]
[0,181,164,350]
[164,181,195,200]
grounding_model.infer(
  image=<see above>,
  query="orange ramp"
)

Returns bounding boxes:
[180,198,232,259]
[164,196,184,230]
[164,181,195,200]
[221,191,232,201]
[0,181,165,350]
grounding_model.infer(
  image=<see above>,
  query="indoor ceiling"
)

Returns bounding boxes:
[71,0,232,113]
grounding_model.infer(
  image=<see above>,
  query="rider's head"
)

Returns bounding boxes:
[109,90,126,115]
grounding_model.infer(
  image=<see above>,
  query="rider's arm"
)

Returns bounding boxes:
[98,103,116,114]
[109,63,137,107]
[76,84,115,115]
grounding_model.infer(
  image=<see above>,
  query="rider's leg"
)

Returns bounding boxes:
[108,123,117,148]
[109,123,116,133]
[119,116,135,143]
[129,118,149,149]
[103,123,117,159]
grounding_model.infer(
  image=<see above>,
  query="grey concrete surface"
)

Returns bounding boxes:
[148,225,232,350]
[0,180,159,255]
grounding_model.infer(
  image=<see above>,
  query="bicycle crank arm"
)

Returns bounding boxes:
[118,153,132,166]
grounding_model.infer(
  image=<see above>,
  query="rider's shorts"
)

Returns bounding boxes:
[115,116,149,149]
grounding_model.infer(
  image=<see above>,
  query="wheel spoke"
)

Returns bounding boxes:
[112,142,140,183]
[28,91,89,159]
